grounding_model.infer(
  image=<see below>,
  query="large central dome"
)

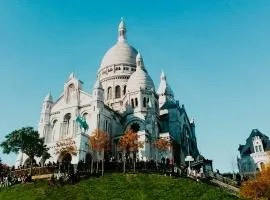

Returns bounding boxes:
[100,18,138,70]
[100,41,138,68]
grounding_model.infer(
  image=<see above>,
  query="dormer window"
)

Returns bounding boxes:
[255,146,258,152]
[259,145,262,152]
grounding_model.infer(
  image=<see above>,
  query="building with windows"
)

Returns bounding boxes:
[15,19,202,169]
[238,129,270,176]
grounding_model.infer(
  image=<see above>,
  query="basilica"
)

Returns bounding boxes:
[15,19,201,168]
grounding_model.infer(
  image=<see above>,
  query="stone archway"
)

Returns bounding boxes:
[58,152,72,173]
[130,123,140,133]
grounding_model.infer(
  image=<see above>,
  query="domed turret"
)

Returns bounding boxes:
[97,18,140,112]
[126,53,155,92]
[99,18,138,70]
[93,79,104,102]
[157,70,174,97]
[157,70,174,108]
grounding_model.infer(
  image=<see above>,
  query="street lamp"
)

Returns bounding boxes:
[185,155,194,169]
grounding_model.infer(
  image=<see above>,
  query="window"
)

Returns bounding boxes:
[131,99,134,108]
[51,120,58,142]
[261,162,265,169]
[130,123,140,133]
[107,87,112,100]
[259,145,262,152]
[105,120,108,132]
[115,85,121,98]
[123,85,127,95]
[135,98,138,107]
[255,146,258,152]
[83,113,88,120]
[63,113,71,136]
[143,97,146,107]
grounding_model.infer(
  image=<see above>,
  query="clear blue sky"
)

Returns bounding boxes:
[1,0,270,172]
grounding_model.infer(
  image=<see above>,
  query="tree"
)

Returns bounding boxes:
[0,127,49,174]
[89,129,110,176]
[153,138,171,171]
[240,163,270,199]
[55,138,77,156]
[118,129,143,173]
[41,151,51,166]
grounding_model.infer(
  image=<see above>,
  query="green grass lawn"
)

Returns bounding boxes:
[0,173,240,200]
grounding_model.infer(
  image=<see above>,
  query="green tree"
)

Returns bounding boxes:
[41,151,51,166]
[0,127,49,174]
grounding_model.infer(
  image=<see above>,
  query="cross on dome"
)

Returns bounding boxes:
[118,17,126,42]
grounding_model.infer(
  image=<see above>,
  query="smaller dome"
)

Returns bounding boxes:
[157,70,174,97]
[126,53,155,92]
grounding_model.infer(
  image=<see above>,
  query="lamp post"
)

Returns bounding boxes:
[184,131,194,175]
[185,155,194,170]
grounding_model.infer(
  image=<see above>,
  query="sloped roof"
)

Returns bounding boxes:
[238,129,270,156]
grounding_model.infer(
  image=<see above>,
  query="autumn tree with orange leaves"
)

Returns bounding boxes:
[240,163,270,199]
[89,129,110,176]
[153,138,171,162]
[118,129,143,172]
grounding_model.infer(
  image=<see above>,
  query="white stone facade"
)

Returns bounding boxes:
[15,19,200,168]
[238,129,270,176]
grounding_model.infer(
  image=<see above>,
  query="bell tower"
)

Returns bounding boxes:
[38,92,53,138]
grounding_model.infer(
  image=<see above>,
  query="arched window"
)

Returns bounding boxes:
[135,98,138,107]
[259,145,262,152]
[143,97,146,107]
[83,112,88,120]
[131,99,134,108]
[261,162,265,170]
[130,123,140,133]
[115,85,121,98]
[83,113,88,126]
[51,119,58,142]
[107,87,112,100]
[123,85,127,95]
[63,113,71,136]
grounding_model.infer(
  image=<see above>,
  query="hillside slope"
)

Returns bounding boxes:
[0,173,240,200]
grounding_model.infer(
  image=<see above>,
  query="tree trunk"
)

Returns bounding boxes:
[30,157,33,176]
[102,159,104,177]
[96,160,99,174]
[133,152,136,173]
[123,152,126,173]
[91,156,94,174]
[101,150,104,176]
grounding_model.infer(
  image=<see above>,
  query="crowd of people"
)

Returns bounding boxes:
[0,174,32,188]
[187,167,205,181]
[0,157,213,190]
[48,171,80,186]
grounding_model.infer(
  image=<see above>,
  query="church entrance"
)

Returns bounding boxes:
[59,152,72,173]
[85,153,92,172]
